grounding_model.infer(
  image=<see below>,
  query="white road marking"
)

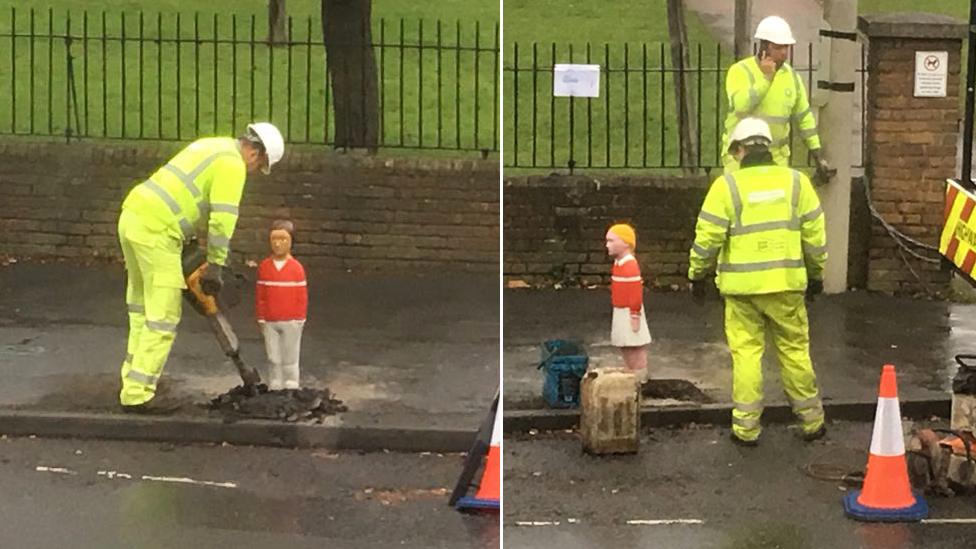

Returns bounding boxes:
[35,466,77,475]
[626,519,705,526]
[512,518,705,528]
[513,517,974,528]
[39,465,237,489]
[97,470,133,480]
[140,475,237,489]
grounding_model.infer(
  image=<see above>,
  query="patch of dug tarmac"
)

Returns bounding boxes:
[209,384,348,423]
[641,378,712,403]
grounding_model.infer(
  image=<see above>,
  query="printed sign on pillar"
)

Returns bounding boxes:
[914,51,948,98]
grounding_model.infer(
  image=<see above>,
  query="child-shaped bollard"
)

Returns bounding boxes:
[605,224,652,383]
[256,220,308,390]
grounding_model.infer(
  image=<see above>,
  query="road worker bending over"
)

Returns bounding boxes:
[117,122,284,412]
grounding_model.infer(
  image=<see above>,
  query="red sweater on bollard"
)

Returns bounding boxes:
[256,257,308,322]
[611,254,643,315]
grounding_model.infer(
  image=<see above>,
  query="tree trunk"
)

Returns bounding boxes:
[666,0,699,174]
[268,0,288,45]
[321,0,379,150]
[734,0,752,59]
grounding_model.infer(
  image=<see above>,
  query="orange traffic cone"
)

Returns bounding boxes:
[472,410,501,502]
[843,364,928,521]
[453,401,500,511]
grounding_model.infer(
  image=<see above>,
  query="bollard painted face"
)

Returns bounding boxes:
[605,231,631,259]
[269,229,292,259]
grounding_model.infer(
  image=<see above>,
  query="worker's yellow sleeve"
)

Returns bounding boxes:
[797,171,827,280]
[726,62,770,119]
[206,156,246,266]
[689,179,732,281]
[790,70,821,151]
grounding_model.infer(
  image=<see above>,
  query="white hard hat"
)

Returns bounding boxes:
[729,117,772,151]
[246,122,285,174]
[754,15,795,45]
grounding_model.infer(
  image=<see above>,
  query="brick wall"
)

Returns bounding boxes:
[860,14,965,294]
[504,174,709,288]
[0,140,498,272]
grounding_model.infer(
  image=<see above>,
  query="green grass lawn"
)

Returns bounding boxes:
[503,0,971,172]
[0,0,499,152]
[505,0,730,171]
[504,41,736,171]
[858,0,966,19]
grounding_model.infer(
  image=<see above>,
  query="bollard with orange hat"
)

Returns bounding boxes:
[605,223,652,381]
[843,364,928,521]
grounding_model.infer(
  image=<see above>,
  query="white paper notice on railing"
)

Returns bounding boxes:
[553,64,600,98]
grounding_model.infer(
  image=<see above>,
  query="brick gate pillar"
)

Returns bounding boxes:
[858,12,966,294]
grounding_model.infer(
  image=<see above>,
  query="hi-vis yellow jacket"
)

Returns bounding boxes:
[688,163,827,295]
[122,137,247,266]
[722,57,821,168]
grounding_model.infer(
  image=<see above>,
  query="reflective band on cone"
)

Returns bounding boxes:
[843,364,928,522]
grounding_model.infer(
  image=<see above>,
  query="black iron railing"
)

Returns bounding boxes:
[504,41,867,171]
[0,8,500,154]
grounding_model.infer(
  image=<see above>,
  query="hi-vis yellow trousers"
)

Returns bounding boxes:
[117,209,186,406]
[724,292,825,441]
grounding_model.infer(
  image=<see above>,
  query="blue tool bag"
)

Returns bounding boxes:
[538,339,589,408]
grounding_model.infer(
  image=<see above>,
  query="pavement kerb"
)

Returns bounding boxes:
[0,409,475,453]
[503,398,952,433]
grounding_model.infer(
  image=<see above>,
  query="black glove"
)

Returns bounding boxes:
[811,150,836,185]
[806,278,823,302]
[200,263,224,297]
[690,278,707,306]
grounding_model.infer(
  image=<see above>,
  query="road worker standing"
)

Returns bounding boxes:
[722,15,831,183]
[689,117,827,446]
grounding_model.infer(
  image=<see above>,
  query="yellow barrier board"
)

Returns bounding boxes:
[941,178,976,277]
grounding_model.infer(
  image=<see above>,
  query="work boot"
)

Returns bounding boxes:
[730,432,759,447]
[802,425,827,442]
[120,399,182,415]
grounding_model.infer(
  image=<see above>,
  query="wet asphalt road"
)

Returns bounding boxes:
[505,422,976,549]
[504,289,974,411]
[0,436,498,548]
[0,263,499,431]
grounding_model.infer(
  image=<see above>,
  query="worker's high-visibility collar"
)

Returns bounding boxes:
[140,149,242,239]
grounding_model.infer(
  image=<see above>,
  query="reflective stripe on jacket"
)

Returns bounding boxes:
[688,164,827,295]
[122,137,247,265]
[722,57,821,165]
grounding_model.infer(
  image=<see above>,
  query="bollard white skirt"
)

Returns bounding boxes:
[611,307,652,347]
